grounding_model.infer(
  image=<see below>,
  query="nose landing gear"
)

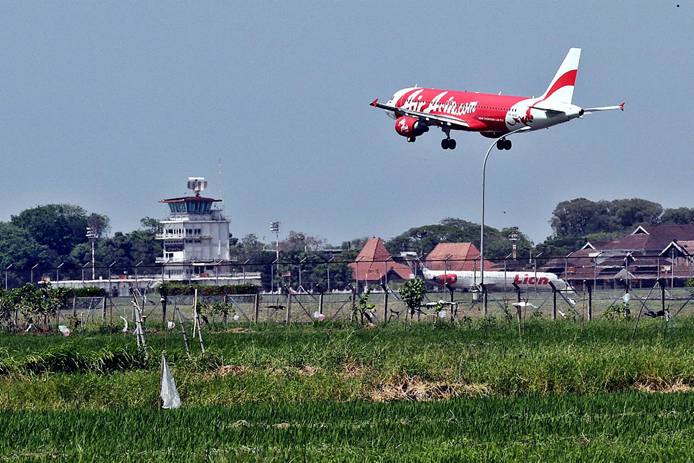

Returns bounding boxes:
[496,138,512,150]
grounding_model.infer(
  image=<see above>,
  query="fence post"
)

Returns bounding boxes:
[318,292,324,315]
[102,296,107,321]
[513,283,522,304]
[482,284,488,316]
[380,281,388,323]
[285,292,292,324]
[350,287,356,322]
[587,281,593,321]
[549,281,557,320]
[161,294,167,326]
[659,278,666,314]
[253,293,260,323]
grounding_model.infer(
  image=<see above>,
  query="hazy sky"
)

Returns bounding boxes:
[1,2,692,245]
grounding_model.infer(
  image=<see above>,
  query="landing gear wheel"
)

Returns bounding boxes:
[408,137,416,143]
[496,140,505,150]
[448,139,456,150]
[503,139,512,150]
[441,138,450,149]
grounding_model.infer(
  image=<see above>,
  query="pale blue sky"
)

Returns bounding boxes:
[0,1,691,244]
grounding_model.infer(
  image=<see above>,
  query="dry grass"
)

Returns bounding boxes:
[341,360,373,379]
[211,364,249,378]
[633,378,694,393]
[370,374,490,402]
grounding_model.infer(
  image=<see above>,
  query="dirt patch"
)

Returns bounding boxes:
[633,378,694,393]
[215,365,249,377]
[342,360,373,379]
[224,327,254,334]
[297,365,319,376]
[370,374,490,402]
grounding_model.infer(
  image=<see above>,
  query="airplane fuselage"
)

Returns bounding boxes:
[387,87,583,137]
[371,48,622,149]
[422,267,572,292]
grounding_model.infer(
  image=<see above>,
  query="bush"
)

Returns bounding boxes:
[159,283,259,296]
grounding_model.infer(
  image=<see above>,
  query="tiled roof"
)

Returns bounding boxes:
[425,243,495,271]
[348,237,413,281]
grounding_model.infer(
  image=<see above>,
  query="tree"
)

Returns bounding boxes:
[139,217,160,234]
[549,198,664,238]
[68,219,161,275]
[386,218,532,260]
[661,207,694,225]
[0,223,57,283]
[10,204,101,257]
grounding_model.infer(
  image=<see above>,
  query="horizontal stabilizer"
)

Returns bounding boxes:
[584,102,625,114]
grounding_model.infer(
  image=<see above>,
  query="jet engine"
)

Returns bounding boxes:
[394,116,429,138]
[433,274,458,285]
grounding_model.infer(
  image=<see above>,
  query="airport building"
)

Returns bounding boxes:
[155,177,231,279]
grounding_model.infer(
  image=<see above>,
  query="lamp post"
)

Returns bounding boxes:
[508,227,519,261]
[30,263,39,284]
[135,260,143,290]
[4,264,13,290]
[270,221,280,292]
[326,256,334,292]
[480,128,526,288]
[56,262,64,288]
[108,261,116,298]
[82,262,89,283]
[86,227,98,280]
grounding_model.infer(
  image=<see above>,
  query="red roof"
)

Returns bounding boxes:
[160,196,221,203]
[348,237,412,281]
[425,243,495,271]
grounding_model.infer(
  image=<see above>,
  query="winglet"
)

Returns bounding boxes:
[370,98,379,107]
[619,102,625,111]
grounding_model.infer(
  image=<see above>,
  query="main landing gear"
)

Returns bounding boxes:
[496,138,512,150]
[441,126,456,150]
[441,138,457,150]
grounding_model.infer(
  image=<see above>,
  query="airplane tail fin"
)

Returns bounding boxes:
[540,48,581,105]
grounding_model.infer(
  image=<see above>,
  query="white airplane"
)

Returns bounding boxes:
[422,267,573,293]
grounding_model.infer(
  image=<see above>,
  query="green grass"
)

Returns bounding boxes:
[0,394,692,462]
[1,318,693,461]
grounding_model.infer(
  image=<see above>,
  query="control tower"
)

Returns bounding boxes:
[156,177,231,279]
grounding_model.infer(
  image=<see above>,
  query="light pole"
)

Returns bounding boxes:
[86,227,98,280]
[4,264,13,290]
[326,256,334,292]
[270,221,280,292]
[30,263,39,284]
[135,260,143,290]
[508,227,519,261]
[56,262,64,288]
[108,261,116,297]
[480,128,527,288]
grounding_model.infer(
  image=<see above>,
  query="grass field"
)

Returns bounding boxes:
[1,317,693,461]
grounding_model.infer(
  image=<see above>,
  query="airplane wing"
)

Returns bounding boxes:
[583,102,625,114]
[370,99,470,130]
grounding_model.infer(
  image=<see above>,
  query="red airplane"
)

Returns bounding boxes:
[370,48,623,150]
